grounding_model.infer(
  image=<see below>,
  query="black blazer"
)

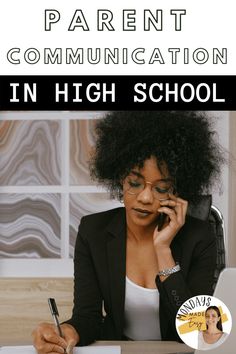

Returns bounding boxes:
[66,207,216,346]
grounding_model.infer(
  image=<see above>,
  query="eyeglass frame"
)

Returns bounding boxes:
[123,172,175,201]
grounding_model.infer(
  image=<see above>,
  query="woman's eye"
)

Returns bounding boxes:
[155,186,169,194]
[129,180,141,188]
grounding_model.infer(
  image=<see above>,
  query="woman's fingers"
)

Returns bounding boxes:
[62,323,80,351]
[66,342,76,354]
[157,206,178,228]
[33,323,79,354]
[159,195,188,226]
[173,196,188,219]
[44,332,67,347]
[40,343,65,354]
[32,323,67,354]
[154,196,188,248]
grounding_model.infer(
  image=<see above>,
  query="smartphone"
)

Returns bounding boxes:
[157,212,166,230]
[157,192,176,230]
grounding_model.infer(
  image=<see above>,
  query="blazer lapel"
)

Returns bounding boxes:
[106,208,126,337]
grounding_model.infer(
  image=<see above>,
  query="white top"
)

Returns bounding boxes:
[123,276,161,340]
[197,330,228,350]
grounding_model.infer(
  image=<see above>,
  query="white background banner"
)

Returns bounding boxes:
[0,0,235,75]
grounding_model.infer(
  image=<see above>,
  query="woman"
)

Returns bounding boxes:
[33,111,224,354]
[198,306,228,350]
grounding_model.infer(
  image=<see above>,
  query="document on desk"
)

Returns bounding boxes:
[0,346,121,354]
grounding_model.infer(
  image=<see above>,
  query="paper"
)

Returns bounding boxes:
[0,346,121,354]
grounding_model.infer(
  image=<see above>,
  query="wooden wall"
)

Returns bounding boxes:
[0,278,73,345]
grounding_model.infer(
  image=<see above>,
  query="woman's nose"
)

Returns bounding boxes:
[136,184,154,203]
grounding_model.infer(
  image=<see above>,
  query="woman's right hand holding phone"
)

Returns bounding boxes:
[153,195,188,281]
[32,322,79,354]
[153,195,188,249]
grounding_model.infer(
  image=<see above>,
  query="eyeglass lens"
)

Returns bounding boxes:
[124,175,173,200]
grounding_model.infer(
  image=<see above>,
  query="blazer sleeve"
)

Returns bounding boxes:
[64,217,104,346]
[156,220,217,339]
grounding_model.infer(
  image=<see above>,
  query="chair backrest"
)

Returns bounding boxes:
[187,195,226,290]
[209,205,226,289]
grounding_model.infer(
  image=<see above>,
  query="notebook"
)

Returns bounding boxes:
[0,346,121,354]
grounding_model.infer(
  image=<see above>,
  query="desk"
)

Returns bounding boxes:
[0,278,193,353]
[1,340,193,354]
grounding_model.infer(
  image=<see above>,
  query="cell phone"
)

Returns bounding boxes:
[157,212,166,230]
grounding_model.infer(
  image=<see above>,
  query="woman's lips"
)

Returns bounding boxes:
[133,208,153,216]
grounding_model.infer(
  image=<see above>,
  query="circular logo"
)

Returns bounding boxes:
[175,295,232,350]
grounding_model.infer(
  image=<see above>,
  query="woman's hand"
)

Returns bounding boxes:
[32,322,79,354]
[153,195,188,250]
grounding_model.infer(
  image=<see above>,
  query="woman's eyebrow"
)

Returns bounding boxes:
[129,170,172,182]
[130,170,143,178]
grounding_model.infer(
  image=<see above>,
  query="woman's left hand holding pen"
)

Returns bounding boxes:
[32,322,79,354]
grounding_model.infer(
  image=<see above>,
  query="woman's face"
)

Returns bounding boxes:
[205,309,220,327]
[122,156,172,229]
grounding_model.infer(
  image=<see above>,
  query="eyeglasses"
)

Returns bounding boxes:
[123,174,174,201]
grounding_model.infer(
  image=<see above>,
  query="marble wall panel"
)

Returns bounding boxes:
[69,193,121,256]
[70,120,98,185]
[0,120,61,185]
[0,194,61,258]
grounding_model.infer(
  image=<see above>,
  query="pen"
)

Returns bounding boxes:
[48,297,64,338]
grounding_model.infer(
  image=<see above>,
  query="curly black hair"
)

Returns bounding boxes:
[90,111,225,203]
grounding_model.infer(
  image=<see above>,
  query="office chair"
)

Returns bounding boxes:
[209,205,226,289]
[187,195,226,291]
